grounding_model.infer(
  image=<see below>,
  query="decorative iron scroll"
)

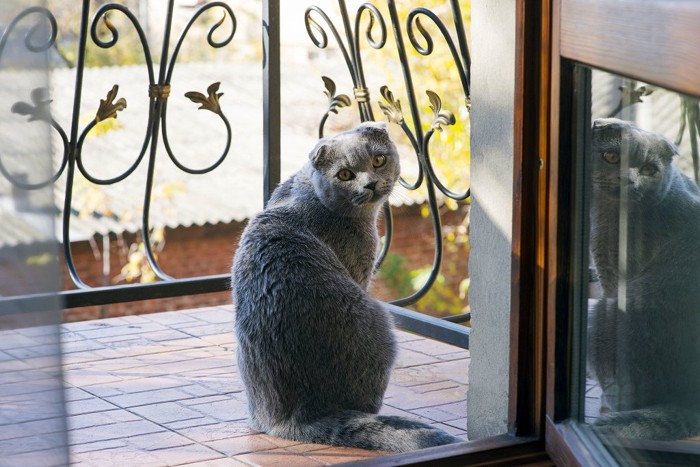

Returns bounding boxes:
[305,0,471,309]
[0,0,236,288]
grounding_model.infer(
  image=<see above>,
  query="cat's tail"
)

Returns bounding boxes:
[592,404,700,440]
[269,410,462,453]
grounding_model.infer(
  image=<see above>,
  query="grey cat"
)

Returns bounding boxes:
[232,122,461,452]
[588,118,700,440]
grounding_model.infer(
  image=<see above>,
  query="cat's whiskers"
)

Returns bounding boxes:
[388,187,415,206]
[351,191,372,206]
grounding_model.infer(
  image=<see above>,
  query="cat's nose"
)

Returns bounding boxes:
[365,181,377,191]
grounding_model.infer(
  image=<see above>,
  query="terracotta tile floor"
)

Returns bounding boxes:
[60,305,469,466]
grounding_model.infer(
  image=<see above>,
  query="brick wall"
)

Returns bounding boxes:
[61,222,243,321]
[61,204,469,322]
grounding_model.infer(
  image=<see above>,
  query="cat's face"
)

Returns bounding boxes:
[308,122,401,213]
[591,118,677,201]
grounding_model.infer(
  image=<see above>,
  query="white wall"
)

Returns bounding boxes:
[467,0,515,439]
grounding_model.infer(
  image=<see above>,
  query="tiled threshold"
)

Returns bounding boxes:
[59,305,469,466]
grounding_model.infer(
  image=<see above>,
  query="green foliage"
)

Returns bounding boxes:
[379,250,470,320]
[410,267,461,316]
[379,254,414,298]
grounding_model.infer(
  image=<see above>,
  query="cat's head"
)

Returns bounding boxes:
[591,118,677,201]
[307,121,401,214]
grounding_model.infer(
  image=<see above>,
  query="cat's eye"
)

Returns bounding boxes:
[639,164,658,176]
[601,151,620,164]
[336,169,356,181]
[372,155,387,168]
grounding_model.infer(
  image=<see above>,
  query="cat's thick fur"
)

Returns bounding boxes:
[588,118,700,440]
[232,122,461,452]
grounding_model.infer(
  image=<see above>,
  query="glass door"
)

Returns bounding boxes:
[569,64,700,465]
[547,1,700,465]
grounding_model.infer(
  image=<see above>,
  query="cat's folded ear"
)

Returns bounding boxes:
[359,121,388,131]
[660,135,680,160]
[358,121,389,137]
[593,117,626,129]
[309,140,331,168]
[592,118,627,142]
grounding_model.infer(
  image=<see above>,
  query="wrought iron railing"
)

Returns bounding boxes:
[1,0,470,348]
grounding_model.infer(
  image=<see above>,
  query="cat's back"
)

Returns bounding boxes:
[232,189,375,329]
[234,172,314,271]
[637,166,700,265]
[234,201,340,300]
[664,166,700,214]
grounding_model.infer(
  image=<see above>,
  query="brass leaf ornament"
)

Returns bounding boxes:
[322,76,351,114]
[96,84,127,123]
[426,90,455,132]
[618,84,654,105]
[185,82,224,114]
[378,85,404,124]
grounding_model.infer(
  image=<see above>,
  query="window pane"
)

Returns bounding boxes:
[576,64,700,462]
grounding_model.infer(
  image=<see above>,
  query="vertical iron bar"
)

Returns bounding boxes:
[350,5,377,122]
[63,0,91,289]
[337,0,358,88]
[263,0,281,204]
[450,0,471,95]
[157,1,174,84]
[386,0,423,146]
[338,0,373,122]
[141,0,174,280]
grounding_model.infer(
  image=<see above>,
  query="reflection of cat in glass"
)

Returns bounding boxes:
[589,118,700,440]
